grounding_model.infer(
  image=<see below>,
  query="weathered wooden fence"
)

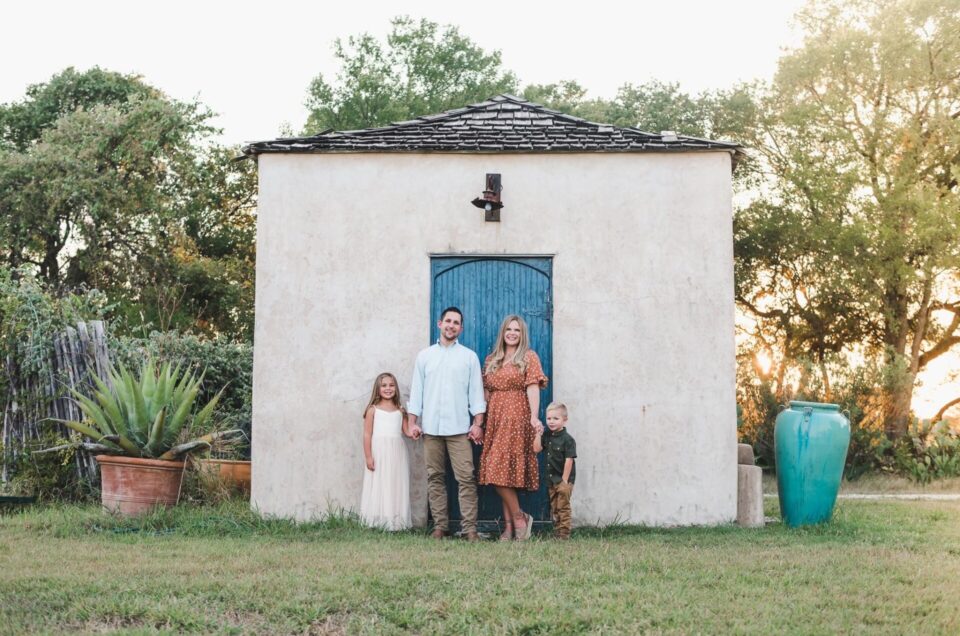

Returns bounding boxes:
[1,321,112,483]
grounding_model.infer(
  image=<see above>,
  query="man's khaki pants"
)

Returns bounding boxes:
[423,433,478,533]
[548,482,574,538]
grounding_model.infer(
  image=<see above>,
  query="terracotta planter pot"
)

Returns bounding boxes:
[95,455,185,516]
[196,459,252,494]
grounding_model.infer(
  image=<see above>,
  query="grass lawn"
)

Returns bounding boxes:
[762,472,960,495]
[2,499,960,635]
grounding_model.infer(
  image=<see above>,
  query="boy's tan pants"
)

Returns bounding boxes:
[548,482,574,538]
[423,434,478,533]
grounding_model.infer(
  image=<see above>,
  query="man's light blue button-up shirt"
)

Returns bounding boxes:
[407,340,486,436]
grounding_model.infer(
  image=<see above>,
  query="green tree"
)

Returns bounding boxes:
[735,0,960,436]
[524,80,759,144]
[303,16,518,132]
[0,68,257,338]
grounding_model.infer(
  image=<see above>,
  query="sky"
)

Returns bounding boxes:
[3,0,957,417]
[3,0,808,146]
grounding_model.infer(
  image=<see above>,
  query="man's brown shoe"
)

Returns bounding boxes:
[465,530,480,542]
[431,528,447,540]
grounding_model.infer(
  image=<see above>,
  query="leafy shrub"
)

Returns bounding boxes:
[55,358,236,460]
[111,331,252,458]
[891,421,960,484]
[737,354,906,479]
[2,433,98,502]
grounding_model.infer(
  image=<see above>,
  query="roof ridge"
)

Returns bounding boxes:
[243,94,745,161]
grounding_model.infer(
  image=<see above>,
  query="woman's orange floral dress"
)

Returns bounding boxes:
[479,350,548,490]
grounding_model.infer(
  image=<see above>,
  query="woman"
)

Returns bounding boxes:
[479,315,548,541]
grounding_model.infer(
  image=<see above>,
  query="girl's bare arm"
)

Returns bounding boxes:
[363,407,375,470]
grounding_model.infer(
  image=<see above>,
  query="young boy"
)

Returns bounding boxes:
[534,402,577,539]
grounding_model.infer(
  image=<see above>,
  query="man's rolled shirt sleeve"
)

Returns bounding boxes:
[467,352,486,416]
[407,352,425,417]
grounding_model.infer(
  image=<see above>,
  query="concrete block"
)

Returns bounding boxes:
[737,443,755,465]
[737,465,764,528]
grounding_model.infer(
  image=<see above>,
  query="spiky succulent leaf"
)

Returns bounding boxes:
[93,386,127,440]
[158,429,243,461]
[145,407,167,457]
[70,390,115,436]
[54,418,109,444]
[129,369,151,441]
[142,359,157,407]
[191,388,224,433]
[164,385,199,447]
[43,359,229,460]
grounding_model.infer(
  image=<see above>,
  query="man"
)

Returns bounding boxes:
[407,306,486,540]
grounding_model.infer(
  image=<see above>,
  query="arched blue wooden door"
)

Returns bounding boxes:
[430,256,553,531]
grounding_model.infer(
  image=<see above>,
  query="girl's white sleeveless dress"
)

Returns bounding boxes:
[360,408,411,530]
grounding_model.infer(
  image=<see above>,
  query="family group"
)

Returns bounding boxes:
[359,307,578,540]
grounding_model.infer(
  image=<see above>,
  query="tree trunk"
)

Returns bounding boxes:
[41,234,61,288]
[886,372,915,438]
[818,356,832,403]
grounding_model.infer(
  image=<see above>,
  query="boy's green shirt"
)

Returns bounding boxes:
[542,427,577,485]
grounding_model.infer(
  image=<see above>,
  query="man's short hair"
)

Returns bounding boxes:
[440,306,463,321]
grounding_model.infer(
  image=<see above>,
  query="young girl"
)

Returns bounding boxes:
[359,372,412,530]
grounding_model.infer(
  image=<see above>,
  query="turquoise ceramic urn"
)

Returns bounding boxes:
[774,401,850,527]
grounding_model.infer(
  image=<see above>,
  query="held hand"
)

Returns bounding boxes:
[468,423,484,445]
[531,418,543,435]
[409,424,422,440]
[366,457,375,471]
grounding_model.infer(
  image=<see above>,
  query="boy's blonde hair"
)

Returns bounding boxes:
[545,402,568,419]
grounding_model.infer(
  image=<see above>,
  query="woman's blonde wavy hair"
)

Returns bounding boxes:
[485,315,531,375]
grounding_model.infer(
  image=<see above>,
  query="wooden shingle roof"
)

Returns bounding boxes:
[243,94,743,159]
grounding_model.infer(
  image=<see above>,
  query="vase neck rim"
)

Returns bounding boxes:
[789,400,840,411]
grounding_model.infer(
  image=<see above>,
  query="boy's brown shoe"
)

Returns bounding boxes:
[465,530,480,542]
[431,528,448,540]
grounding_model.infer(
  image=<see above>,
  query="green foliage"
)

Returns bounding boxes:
[892,421,960,484]
[1,432,97,502]
[0,67,257,338]
[523,80,760,142]
[56,358,230,460]
[737,352,906,478]
[111,331,252,457]
[0,268,110,425]
[734,0,960,437]
[0,66,157,151]
[304,16,518,132]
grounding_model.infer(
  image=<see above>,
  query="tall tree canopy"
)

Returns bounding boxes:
[735,0,960,435]
[304,16,519,133]
[0,68,257,337]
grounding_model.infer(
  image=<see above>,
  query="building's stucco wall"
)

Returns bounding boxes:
[252,151,737,525]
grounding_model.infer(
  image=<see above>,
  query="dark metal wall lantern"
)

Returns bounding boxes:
[472,173,503,222]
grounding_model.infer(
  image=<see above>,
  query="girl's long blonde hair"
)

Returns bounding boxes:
[364,372,405,415]
[485,315,531,375]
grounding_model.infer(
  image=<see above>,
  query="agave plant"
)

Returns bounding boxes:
[51,359,242,461]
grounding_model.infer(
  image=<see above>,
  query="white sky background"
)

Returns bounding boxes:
[3,0,808,145]
[3,0,957,417]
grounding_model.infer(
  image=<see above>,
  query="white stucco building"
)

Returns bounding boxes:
[244,94,741,527]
